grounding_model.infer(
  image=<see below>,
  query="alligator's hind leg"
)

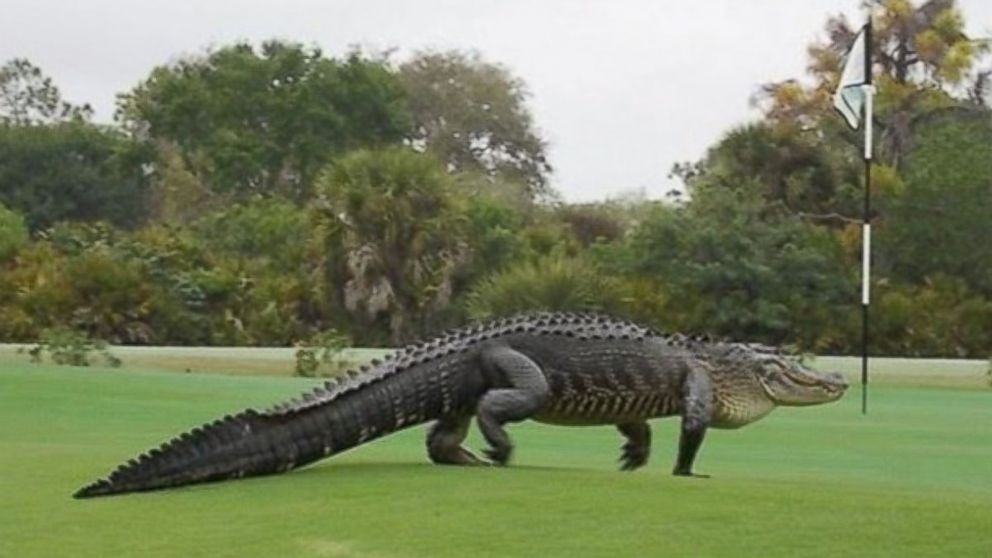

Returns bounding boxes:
[476,346,549,466]
[427,414,486,465]
[617,422,651,471]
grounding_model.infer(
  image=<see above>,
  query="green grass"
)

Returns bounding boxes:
[1,353,990,557]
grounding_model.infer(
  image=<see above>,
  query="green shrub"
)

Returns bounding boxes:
[869,276,992,358]
[22,326,121,367]
[191,198,310,269]
[294,330,351,378]
[465,255,630,320]
[0,203,29,261]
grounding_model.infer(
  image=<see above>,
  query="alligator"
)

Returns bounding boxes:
[74,312,847,498]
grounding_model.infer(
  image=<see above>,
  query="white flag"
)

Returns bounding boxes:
[833,25,870,130]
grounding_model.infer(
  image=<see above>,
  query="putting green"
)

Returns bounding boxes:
[1,356,990,557]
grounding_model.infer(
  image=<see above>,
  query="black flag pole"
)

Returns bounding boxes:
[833,17,873,414]
[860,19,873,415]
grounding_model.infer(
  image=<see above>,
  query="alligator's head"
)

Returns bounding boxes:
[707,344,847,427]
[749,348,848,406]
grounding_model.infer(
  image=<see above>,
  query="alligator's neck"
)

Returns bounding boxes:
[710,389,775,429]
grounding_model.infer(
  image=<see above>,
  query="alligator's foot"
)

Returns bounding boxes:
[430,446,490,466]
[451,447,490,466]
[616,422,651,471]
[619,442,649,471]
[428,416,488,465]
[482,445,512,466]
[672,469,711,479]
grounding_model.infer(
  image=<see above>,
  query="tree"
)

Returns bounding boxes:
[399,50,553,199]
[118,41,411,200]
[0,122,151,230]
[625,187,853,351]
[192,197,310,270]
[683,123,862,225]
[878,107,992,294]
[759,0,989,166]
[0,58,92,126]
[310,148,469,345]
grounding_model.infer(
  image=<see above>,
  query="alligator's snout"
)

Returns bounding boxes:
[826,371,849,391]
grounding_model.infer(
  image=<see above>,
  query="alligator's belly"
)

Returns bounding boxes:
[533,393,680,425]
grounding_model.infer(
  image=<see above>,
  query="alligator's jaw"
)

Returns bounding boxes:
[759,366,848,406]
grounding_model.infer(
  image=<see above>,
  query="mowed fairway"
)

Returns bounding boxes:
[1,352,990,557]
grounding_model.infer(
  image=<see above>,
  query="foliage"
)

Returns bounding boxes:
[144,140,218,225]
[3,231,160,344]
[0,222,316,347]
[311,147,469,345]
[119,41,411,200]
[21,326,121,367]
[0,202,28,261]
[624,188,853,351]
[460,192,531,273]
[0,122,152,230]
[0,58,92,125]
[759,0,989,165]
[2,11,991,359]
[293,329,351,378]
[465,255,633,320]
[871,275,992,357]
[556,202,628,246]
[191,197,310,269]
[399,50,553,199]
[879,108,992,294]
[690,123,862,223]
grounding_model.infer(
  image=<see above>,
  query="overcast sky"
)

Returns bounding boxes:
[2,0,989,201]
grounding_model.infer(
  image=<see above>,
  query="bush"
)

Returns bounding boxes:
[465,255,631,320]
[0,203,29,261]
[22,326,121,367]
[294,330,351,378]
[191,198,310,269]
[621,188,852,351]
[867,276,992,358]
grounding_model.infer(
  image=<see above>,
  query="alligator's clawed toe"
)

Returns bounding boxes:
[483,447,512,466]
[673,470,710,479]
[618,444,648,471]
[461,449,490,466]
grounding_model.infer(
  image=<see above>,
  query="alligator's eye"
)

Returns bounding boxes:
[763,359,786,373]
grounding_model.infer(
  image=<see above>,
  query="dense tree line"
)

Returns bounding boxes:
[1,0,990,357]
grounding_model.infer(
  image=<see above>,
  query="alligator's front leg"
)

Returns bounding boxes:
[617,422,651,471]
[427,414,487,466]
[674,363,713,477]
[476,346,549,465]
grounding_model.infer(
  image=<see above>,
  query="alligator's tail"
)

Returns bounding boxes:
[74,361,467,498]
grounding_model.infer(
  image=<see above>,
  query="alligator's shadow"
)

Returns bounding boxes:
[102,460,581,499]
[297,460,575,478]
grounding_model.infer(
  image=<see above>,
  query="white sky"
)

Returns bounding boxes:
[1,0,989,201]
